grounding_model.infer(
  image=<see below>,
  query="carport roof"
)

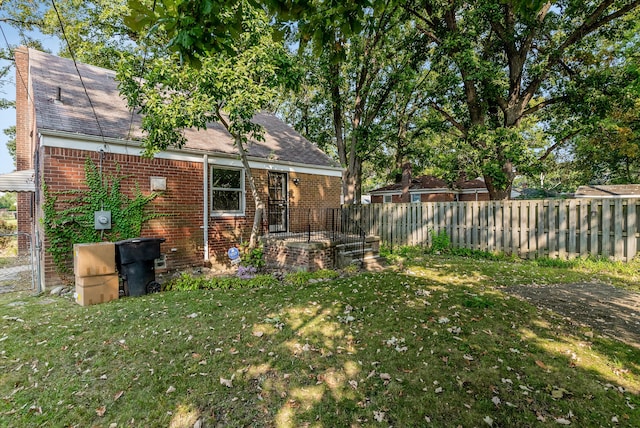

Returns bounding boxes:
[0,169,35,192]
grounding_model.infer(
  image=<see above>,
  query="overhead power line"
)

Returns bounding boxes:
[50,0,106,145]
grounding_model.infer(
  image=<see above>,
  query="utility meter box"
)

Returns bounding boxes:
[94,210,112,230]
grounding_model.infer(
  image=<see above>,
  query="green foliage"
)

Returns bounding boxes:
[165,272,280,291]
[240,244,265,269]
[42,158,162,274]
[0,192,16,210]
[3,126,16,167]
[429,230,451,253]
[0,218,17,249]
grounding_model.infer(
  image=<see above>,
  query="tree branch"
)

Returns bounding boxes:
[430,101,467,136]
[538,129,581,162]
[520,96,568,118]
[523,0,640,103]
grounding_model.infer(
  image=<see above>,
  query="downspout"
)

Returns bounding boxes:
[203,155,209,263]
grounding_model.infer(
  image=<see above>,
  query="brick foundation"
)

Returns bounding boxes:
[262,237,335,272]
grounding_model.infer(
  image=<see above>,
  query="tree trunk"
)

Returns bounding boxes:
[235,134,264,248]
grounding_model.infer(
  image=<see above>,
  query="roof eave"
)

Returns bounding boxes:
[37,128,343,172]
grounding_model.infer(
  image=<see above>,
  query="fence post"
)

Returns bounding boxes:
[626,199,638,261]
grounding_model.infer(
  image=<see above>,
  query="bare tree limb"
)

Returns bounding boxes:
[538,129,581,162]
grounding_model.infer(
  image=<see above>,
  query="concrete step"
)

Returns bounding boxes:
[356,255,387,272]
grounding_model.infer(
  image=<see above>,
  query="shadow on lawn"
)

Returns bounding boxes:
[1,268,639,427]
[177,270,640,427]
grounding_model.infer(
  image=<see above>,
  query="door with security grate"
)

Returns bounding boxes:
[267,172,288,232]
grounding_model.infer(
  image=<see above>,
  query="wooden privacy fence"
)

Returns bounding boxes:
[342,199,639,261]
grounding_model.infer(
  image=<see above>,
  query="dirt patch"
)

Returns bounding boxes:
[505,283,640,348]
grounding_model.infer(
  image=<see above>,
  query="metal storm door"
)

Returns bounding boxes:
[268,172,288,232]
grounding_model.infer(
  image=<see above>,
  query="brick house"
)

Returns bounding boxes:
[13,48,342,289]
[368,165,489,203]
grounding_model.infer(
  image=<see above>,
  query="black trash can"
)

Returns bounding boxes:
[115,237,165,297]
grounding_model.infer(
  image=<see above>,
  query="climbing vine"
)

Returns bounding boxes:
[43,157,164,274]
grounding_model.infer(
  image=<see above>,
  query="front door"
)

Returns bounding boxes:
[268,172,288,232]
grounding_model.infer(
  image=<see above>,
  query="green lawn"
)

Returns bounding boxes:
[1,255,638,427]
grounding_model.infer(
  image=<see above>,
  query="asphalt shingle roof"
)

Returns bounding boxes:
[575,185,640,198]
[369,176,487,193]
[29,48,337,168]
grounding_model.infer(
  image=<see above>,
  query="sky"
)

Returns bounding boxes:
[0,24,60,174]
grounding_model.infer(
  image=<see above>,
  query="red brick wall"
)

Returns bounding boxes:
[207,169,342,265]
[15,47,34,252]
[420,193,456,202]
[458,192,490,202]
[40,147,204,283]
[370,192,456,203]
[39,146,341,283]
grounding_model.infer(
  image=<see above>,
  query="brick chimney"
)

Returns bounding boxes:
[14,46,32,253]
[401,162,412,203]
[15,46,31,172]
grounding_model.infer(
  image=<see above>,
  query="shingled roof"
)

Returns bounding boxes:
[28,48,337,168]
[575,184,640,198]
[369,175,487,193]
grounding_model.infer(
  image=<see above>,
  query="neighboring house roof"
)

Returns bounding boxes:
[369,175,487,195]
[575,185,640,198]
[28,48,336,168]
[454,178,487,190]
[369,176,449,194]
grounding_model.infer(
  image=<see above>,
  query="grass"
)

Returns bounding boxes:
[1,256,639,427]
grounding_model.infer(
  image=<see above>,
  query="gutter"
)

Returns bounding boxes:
[203,155,209,263]
[38,128,343,174]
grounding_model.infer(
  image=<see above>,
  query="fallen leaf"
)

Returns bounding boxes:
[373,410,386,422]
[166,386,176,394]
[220,377,234,388]
[253,331,264,337]
[379,373,391,381]
[483,416,493,426]
[555,418,571,425]
[114,390,124,401]
[96,406,106,417]
[535,360,548,370]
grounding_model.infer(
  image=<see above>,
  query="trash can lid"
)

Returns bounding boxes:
[115,237,166,245]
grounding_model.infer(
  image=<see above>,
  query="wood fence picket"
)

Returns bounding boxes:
[343,199,639,261]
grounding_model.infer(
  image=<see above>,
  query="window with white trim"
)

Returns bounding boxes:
[210,166,244,216]
[383,195,393,203]
[411,194,421,203]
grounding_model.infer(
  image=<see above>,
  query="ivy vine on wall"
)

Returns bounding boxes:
[43,157,165,274]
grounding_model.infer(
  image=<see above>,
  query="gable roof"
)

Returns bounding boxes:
[575,184,640,198]
[369,175,487,194]
[28,48,336,168]
[369,176,449,194]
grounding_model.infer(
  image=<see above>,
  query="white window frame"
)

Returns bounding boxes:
[411,194,421,203]
[383,194,393,204]
[210,166,245,217]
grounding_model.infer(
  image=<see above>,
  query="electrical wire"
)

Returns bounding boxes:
[50,0,106,146]
[126,0,157,142]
